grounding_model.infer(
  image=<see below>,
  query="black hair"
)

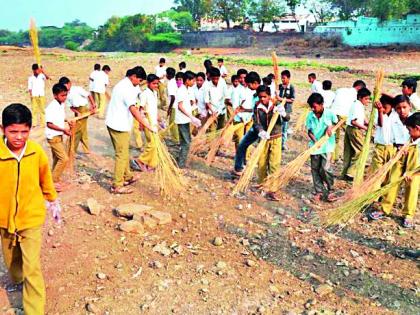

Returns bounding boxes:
[245,71,261,84]
[32,63,39,71]
[231,75,239,82]
[209,67,221,78]
[394,94,411,106]
[127,66,147,80]
[102,65,111,72]
[262,77,272,86]
[2,103,32,128]
[175,72,184,80]
[237,68,248,76]
[217,58,224,63]
[196,72,206,80]
[52,83,68,95]
[58,76,70,85]
[405,112,420,128]
[94,63,101,70]
[267,73,275,80]
[307,93,324,106]
[322,80,332,90]
[402,78,417,93]
[379,95,394,107]
[183,70,196,83]
[357,87,371,99]
[166,67,176,79]
[256,84,271,96]
[179,61,186,69]
[147,74,160,83]
[353,80,366,89]
[204,59,212,70]
[159,57,166,64]
[308,73,316,79]
[281,70,291,78]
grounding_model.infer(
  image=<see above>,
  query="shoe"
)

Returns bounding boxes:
[6,283,23,293]
[266,192,281,201]
[123,173,141,186]
[325,192,338,202]
[130,159,148,172]
[402,218,414,229]
[368,210,385,221]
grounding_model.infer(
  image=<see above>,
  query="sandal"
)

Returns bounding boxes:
[311,193,323,203]
[266,192,281,202]
[402,218,414,229]
[123,174,141,186]
[130,159,149,172]
[111,186,133,194]
[368,210,385,221]
[325,192,338,202]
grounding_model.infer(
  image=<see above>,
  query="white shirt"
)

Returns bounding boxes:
[89,70,100,92]
[105,77,140,132]
[269,82,276,97]
[374,110,396,145]
[229,85,246,110]
[139,88,158,126]
[45,100,66,139]
[175,85,191,124]
[311,80,323,93]
[204,80,228,114]
[167,78,177,99]
[67,86,90,108]
[194,85,206,116]
[409,93,420,111]
[331,87,357,117]
[346,100,365,127]
[28,74,46,97]
[4,139,27,162]
[180,68,187,73]
[91,71,109,94]
[189,86,197,112]
[391,113,413,145]
[236,87,256,123]
[219,65,228,77]
[321,90,335,109]
[155,65,167,82]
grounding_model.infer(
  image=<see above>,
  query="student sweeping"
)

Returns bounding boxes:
[253,85,289,201]
[166,67,179,143]
[90,65,110,119]
[28,63,49,127]
[154,57,167,109]
[205,67,229,132]
[278,70,295,150]
[305,93,338,202]
[0,103,59,315]
[341,87,371,180]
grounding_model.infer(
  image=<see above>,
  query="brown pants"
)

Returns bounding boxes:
[48,136,69,182]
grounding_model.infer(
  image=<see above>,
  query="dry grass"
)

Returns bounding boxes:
[29,18,41,65]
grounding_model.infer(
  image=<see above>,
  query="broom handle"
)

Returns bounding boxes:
[69,110,97,122]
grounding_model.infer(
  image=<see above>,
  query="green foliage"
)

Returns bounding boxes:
[174,0,212,26]
[210,0,250,29]
[159,10,195,31]
[64,41,79,51]
[249,0,286,31]
[368,0,410,20]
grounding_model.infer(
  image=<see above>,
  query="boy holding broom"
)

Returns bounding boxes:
[370,96,419,228]
[305,93,338,202]
[278,70,295,150]
[205,67,229,132]
[1,103,60,315]
[28,63,49,127]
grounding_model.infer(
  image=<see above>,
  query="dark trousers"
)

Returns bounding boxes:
[310,153,334,195]
[177,123,191,168]
[234,126,259,172]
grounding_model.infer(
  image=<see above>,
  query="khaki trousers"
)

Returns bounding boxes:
[258,137,282,184]
[31,96,46,127]
[107,127,132,187]
[48,136,69,182]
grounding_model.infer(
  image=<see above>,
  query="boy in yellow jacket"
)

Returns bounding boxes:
[0,103,59,315]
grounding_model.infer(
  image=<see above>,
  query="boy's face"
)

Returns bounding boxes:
[258,92,270,105]
[159,62,165,67]
[232,79,239,87]
[33,68,41,76]
[211,76,220,86]
[185,78,195,88]
[311,102,324,115]
[396,101,411,119]
[359,96,371,106]
[383,103,393,115]
[176,77,183,87]
[149,79,159,91]
[308,76,314,83]
[2,123,30,152]
[55,91,68,104]
[104,70,110,75]
[239,74,247,86]
[402,85,413,96]
[248,81,259,91]
[196,76,204,88]
[407,125,420,140]
[281,75,289,85]
[218,61,223,67]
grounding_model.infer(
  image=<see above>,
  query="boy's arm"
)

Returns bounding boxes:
[351,119,368,131]
[70,107,82,116]
[167,95,175,116]
[47,122,71,136]
[374,101,383,127]
[129,105,156,133]
[87,94,97,111]
[39,149,58,201]
[308,130,317,142]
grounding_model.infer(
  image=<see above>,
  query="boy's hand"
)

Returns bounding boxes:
[258,130,270,140]
[326,125,333,136]
[191,117,202,128]
[46,200,62,224]
[64,128,72,136]
[274,105,286,117]
[374,101,383,111]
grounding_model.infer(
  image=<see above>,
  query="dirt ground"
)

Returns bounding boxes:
[0,46,419,315]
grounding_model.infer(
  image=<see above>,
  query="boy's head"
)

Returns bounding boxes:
[196,72,205,88]
[405,112,420,140]
[322,80,332,91]
[52,83,68,104]
[379,94,394,114]
[256,85,271,105]
[307,93,324,115]
[357,87,371,106]
[209,67,221,86]
[308,73,316,83]
[147,74,160,90]
[217,58,224,67]
[126,66,147,86]
[159,58,166,66]
[32,63,41,75]
[175,72,184,87]
[262,77,272,87]
[1,104,32,152]
[179,61,186,70]
[401,78,417,96]
[58,76,71,90]
[394,94,412,120]
[267,73,275,80]
[102,65,111,73]
[281,70,291,85]
[204,59,212,71]
[237,68,248,86]
[183,71,196,87]
[353,80,366,91]
[166,67,176,80]
[94,63,101,71]
[245,71,261,91]
[231,75,239,87]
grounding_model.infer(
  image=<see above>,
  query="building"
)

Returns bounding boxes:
[252,14,316,33]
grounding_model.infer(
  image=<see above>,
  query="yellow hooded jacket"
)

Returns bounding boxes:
[0,138,57,233]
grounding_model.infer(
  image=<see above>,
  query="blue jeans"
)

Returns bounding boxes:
[234,127,259,172]
[282,122,288,147]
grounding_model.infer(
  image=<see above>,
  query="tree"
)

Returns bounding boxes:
[248,0,286,31]
[303,0,335,23]
[210,0,249,29]
[328,0,369,20]
[368,0,409,20]
[174,0,211,27]
[159,10,195,31]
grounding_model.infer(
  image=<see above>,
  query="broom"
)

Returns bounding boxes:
[263,119,346,192]
[353,70,385,187]
[295,106,311,133]
[29,18,41,66]
[322,166,420,227]
[189,114,219,156]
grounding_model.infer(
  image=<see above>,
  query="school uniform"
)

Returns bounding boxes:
[306,109,338,196]
[409,93,420,112]
[321,90,335,109]
[381,114,419,219]
[205,79,229,131]
[67,86,91,153]
[138,88,159,168]
[330,87,357,161]
[311,80,323,93]
[219,65,228,77]
[232,86,254,153]
[194,84,207,118]
[278,84,295,148]
[131,85,144,150]
[45,99,69,182]
[28,73,47,126]
[91,70,109,118]
[167,78,179,142]
[253,101,290,183]
[175,85,192,168]
[0,139,57,315]
[105,77,139,187]
[155,65,167,109]
[342,100,366,178]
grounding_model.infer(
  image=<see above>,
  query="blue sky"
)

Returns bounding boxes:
[0,0,175,31]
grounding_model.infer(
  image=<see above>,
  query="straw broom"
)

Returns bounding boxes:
[189,114,219,156]
[29,18,41,66]
[295,106,311,133]
[353,70,385,187]
[322,166,420,227]
[263,119,346,192]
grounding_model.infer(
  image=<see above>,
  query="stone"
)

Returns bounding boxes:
[145,210,172,225]
[119,221,144,234]
[149,260,163,269]
[215,261,227,269]
[86,302,99,313]
[115,203,153,218]
[350,250,360,258]
[246,259,256,267]
[153,242,171,256]
[96,272,106,280]
[137,215,158,229]
[213,237,223,246]
[236,204,244,210]
[315,284,334,297]
[87,198,102,216]
[48,229,54,236]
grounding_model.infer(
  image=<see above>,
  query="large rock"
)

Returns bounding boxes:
[119,220,144,234]
[145,210,172,225]
[87,198,102,216]
[115,203,153,219]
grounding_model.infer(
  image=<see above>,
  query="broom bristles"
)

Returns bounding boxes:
[295,107,310,132]
[29,18,41,66]
[263,119,345,192]
[189,114,219,155]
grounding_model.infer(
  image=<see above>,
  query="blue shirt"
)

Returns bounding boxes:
[305,108,338,155]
